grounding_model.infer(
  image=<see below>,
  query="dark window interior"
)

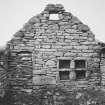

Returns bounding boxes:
[59,71,70,80]
[59,60,70,69]
[75,70,86,79]
[75,60,86,68]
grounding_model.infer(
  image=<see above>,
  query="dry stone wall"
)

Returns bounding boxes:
[100,48,105,86]
[7,4,102,95]
[0,49,7,98]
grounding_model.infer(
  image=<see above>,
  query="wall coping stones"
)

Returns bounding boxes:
[43,4,65,14]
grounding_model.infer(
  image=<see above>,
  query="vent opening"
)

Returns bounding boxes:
[49,14,59,20]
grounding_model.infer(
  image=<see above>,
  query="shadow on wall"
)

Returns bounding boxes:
[0,86,14,105]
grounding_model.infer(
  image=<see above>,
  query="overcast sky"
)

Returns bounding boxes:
[0,0,105,46]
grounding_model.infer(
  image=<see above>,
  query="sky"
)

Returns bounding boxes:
[0,0,105,46]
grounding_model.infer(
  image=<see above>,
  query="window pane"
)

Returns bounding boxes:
[75,70,86,79]
[59,71,70,80]
[75,60,85,68]
[59,60,70,69]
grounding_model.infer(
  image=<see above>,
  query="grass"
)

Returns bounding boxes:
[1,86,105,105]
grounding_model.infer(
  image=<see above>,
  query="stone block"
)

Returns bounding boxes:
[46,60,56,67]
[71,16,81,24]
[78,24,89,32]
[33,70,46,75]
[53,52,63,57]
[42,45,51,49]
[63,46,73,49]
[35,59,45,65]
[52,45,62,49]
[33,76,56,85]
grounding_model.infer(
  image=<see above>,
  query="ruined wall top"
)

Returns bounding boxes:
[44,4,65,13]
[7,3,104,49]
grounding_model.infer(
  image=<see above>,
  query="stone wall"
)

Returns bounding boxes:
[5,4,104,105]
[6,4,102,93]
[100,48,105,86]
[0,49,7,98]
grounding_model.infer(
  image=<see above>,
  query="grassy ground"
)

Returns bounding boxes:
[1,86,105,105]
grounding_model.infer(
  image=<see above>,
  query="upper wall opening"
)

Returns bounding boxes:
[49,14,59,20]
[12,3,96,42]
[44,4,65,20]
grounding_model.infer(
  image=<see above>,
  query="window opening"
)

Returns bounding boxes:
[75,70,86,80]
[59,71,70,80]
[59,60,70,69]
[75,60,86,68]
[49,14,59,20]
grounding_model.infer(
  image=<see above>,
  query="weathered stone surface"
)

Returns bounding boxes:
[46,60,56,67]
[44,4,65,13]
[53,52,63,57]
[78,24,89,32]
[0,49,7,98]
[33,76,56,85]
[33,70,46,75]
